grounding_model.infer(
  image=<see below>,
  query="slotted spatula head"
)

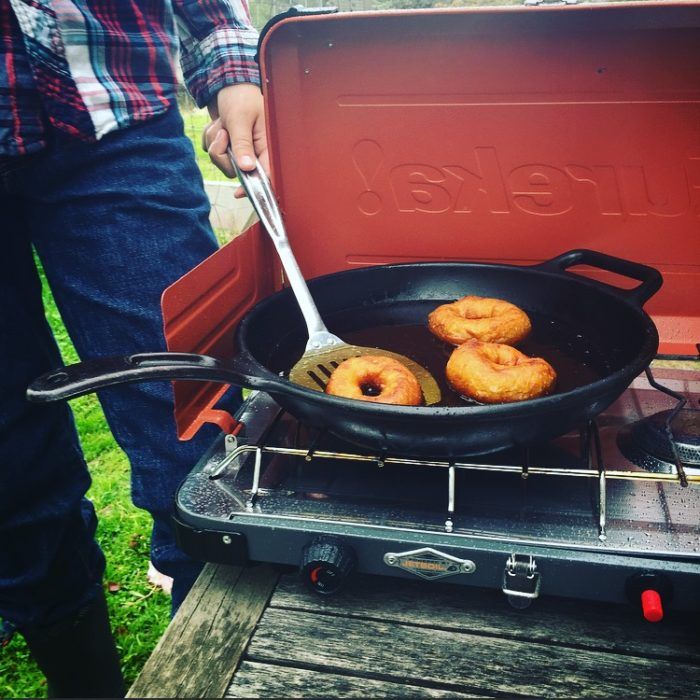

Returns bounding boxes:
[289,342,441,406]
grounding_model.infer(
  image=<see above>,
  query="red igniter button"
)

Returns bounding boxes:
[641,589,664,623]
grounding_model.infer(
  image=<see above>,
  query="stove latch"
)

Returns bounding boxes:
[502,554,541,609]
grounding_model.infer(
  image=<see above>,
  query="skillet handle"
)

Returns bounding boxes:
[27,352,280,403]
[534,249,662,306]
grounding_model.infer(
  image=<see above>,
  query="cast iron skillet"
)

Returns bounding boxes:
[28,249,661,457]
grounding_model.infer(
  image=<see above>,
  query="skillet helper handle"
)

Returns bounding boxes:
[536,249,662,306]
[227,149,331,342]
[27,352,277,403]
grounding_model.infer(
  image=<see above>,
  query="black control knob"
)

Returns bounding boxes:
[300,536,356,595]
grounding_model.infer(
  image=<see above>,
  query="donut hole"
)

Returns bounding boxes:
[482,344,519,368]
[460,308,494,320]
[496,348,519,366]
[360,380,382,396]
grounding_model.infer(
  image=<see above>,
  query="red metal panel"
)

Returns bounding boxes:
[261,3,700,354]
[162,226,276,439]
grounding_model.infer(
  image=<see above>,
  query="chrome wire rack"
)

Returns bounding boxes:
[207,366,698,542]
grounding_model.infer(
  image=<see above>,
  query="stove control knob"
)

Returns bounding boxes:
[300,537,356,595]
[625,572,672,623]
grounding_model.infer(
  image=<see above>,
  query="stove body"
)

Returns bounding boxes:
[175,366,700,611]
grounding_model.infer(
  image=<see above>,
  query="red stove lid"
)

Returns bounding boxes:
[165,1,700,439]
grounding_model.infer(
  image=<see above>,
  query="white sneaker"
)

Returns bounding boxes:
[147,561,173,595]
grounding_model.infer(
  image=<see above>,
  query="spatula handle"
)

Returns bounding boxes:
[228,150,341,352]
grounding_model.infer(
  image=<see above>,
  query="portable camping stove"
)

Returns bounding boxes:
[167,3,700,621]
[174,364,700,618]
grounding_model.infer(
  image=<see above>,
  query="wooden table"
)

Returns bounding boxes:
[128,563,700,698]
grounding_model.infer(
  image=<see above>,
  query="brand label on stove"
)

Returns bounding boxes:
[352,142,700,219]
[383,547,476,580]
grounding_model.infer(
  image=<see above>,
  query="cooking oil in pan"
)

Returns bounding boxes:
[339,314,608,408]
[269,303,612,407]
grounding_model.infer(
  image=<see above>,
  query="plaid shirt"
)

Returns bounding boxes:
[1,0,259,156]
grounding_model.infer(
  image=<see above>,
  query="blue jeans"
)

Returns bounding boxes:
[0,107,240,629]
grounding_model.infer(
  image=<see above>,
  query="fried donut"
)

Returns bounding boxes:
[325,355,423,406]
[428,296,532,346]
[446,339,556,404]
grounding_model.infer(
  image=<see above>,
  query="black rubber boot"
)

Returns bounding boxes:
[20,588,126,698]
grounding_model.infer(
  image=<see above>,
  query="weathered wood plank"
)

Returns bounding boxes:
[128,564,279,698]
[269,574,700,662]
[227,661,483,698]
[246,607,700,698]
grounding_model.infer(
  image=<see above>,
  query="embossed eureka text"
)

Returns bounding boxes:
[375,148,700,217]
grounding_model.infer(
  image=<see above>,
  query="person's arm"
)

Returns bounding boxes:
[173,0,267,188]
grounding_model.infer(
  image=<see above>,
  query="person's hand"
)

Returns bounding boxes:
[202,83,268,198]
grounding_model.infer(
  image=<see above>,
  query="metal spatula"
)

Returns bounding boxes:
[230,151,440,405]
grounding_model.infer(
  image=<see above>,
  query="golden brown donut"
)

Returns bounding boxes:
[428,295,532,346]
[325,355,423,406]
[446,339,556,404]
